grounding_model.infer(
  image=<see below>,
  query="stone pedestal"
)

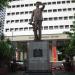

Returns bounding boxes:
[27,40,50,72]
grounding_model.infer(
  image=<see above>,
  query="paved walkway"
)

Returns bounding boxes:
[8,71,75,75]
[8,71,24,75]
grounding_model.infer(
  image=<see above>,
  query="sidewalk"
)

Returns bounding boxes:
[8,71,24,75]
[8,71,75,75]
[55,72,75,75]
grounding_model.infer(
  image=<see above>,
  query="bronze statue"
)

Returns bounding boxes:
[29,1,45,40]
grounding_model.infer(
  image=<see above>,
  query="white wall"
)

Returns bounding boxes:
[4,0,75,36]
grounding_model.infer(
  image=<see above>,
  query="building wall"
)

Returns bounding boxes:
[5,33,69,41]
[4,0,75,41]
[0,7,5,35]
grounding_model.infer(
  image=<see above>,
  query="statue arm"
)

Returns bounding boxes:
[40,2,45,11]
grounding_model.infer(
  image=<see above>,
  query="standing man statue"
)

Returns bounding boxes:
[29,1,45,40]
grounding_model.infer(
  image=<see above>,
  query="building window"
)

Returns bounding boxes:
[43,18,48,21]
[54,17,58,20]
[48,9,52,12]
[68,8,71,11]
[29,19,31,22]
[15,28,18,31]
[25,11,28,14]
[59,17,63,20]
[6,20,10,24]
[16,12,19,15]
[49,17,53,20]
[65,25,69,29]
[71,0,75,3]
[44,26,48,30]
[58,9,62,12]
[54,26,58,29]
[10,28,14,32]
[16,5,20,7]
[7,13,10,16]
[29,11,32,14]
[29,27,33,30]
[63,8,67,11]
[11,12,15,15]
[25,19,28,22]
[52,2,56,4]
[24,27,28,31]
[12,5,15,8]
[48,2,51,5]
[64,16,68,20]
[49,26,53,30]
[73,8,75,11]
[53,9,57,12]
[19,28,23,31]
[21,4,24,7]
[15,20,19,23]
[25,4,28,7]
[20,12,24,15]
[6,29,9,32]
[70,25,73,28]
[43,10,47,12]
[8,6,11,8]
[69,16,73,19]
[11,20,14,23]
[62,1,65,4]
[34,3,36,6]
[29,4,33,6]
[66,1,70,3]
[20,19,24,22]
[57,1,61,4]
[60,25,64,29]
[43,2,47,5]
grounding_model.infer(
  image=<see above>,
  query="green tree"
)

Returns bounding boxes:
[0,35,15,67]
[64,20,75,59]
[0,40,14,60]
[0,0,12,8]
[17,42,27,52]
[0,0,14,64]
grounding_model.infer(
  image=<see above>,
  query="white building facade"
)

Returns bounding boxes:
[4,0,75,41]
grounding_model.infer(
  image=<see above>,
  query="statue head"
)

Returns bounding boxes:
[36,1,41,8]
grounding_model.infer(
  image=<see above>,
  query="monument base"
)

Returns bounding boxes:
[27,40,50,72]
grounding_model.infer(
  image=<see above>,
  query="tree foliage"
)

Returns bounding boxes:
[17,42,27,52]
[64,21,75,58]
[0,0,12,8]
[0,38,15,61]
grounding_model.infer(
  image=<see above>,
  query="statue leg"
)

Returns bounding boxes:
[38,21,42,40]
[34,28,38,40]
[34,21,38,40]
